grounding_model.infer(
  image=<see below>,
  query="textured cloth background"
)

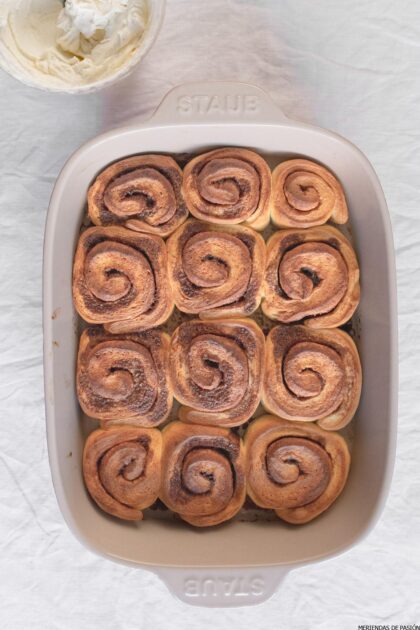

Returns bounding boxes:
[1,1,419,627]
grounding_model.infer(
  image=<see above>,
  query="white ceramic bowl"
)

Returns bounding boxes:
[44,82,398,607]
[0,0,165,94]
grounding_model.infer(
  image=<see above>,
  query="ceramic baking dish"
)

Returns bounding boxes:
[43,81,398,607]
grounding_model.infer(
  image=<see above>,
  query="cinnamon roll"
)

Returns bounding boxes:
[77,327,172,427]
[244,415,350,524]
[73,226,173,333]
[271,159,348,228]
[169,319,264,427]
[83,426,162,521]
[88,155,188,237]
[167,220,265,318]
[262,225,360,328]
[160,422,246,526]
[182,148,271,230]
[263,325,361,430]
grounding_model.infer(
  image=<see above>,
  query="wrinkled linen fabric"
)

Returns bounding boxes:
[0,1,419,627]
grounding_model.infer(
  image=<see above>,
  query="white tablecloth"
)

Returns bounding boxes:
[1,1,419,627]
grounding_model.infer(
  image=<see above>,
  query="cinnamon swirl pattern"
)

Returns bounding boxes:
[160,422,246,526]
[88,155,188,237]
[262,225,360,328]
[263,326,361,430]
[73,149,362,529]
[245,416,350,524]
[167,220,265,318]
[83,426,162,521]
[182,148,271,230]
[271,159,348,228]
[73,226,173,333]
[170,319,264,427]
[77,328,172,427]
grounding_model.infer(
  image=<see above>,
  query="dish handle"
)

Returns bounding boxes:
[146,81,289,126]
[152,566,290,607]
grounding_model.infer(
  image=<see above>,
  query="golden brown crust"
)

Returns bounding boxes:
[72,226,173,333]
[182,148,271,230]
[83,426,162,521]
[263,325,361,430]
[160,422,246,526]
[262,225,360,328]
[270,159,348,228]
[169,319,264,427]
[167,220,265,318]
[244,415,350,524]
[77,327,172,427]
[87,155,188,237]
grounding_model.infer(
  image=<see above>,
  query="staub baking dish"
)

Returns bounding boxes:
[43,82,398,607]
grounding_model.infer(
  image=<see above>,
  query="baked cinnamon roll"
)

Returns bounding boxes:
[263,325,361,430]
[77,327,172,427]
[167,220,265,318]
[160,422,246,526]
[83,426,162,521]
[88,155,188,237]
[262,225,360,328]
[244,415,350,524]
[270,159,348,228]
[182,148,271,230]
[73,226,173,333]
[170,319,264,427]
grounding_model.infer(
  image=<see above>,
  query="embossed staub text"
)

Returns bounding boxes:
[183,575,265,599]
[176,94,260,116]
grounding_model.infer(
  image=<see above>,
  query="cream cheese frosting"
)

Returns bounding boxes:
[0,0,149,89]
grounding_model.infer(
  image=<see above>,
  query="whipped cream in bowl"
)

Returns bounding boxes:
[0,0,165,92]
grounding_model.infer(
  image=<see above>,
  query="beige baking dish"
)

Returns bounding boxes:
[43,82,398,607]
